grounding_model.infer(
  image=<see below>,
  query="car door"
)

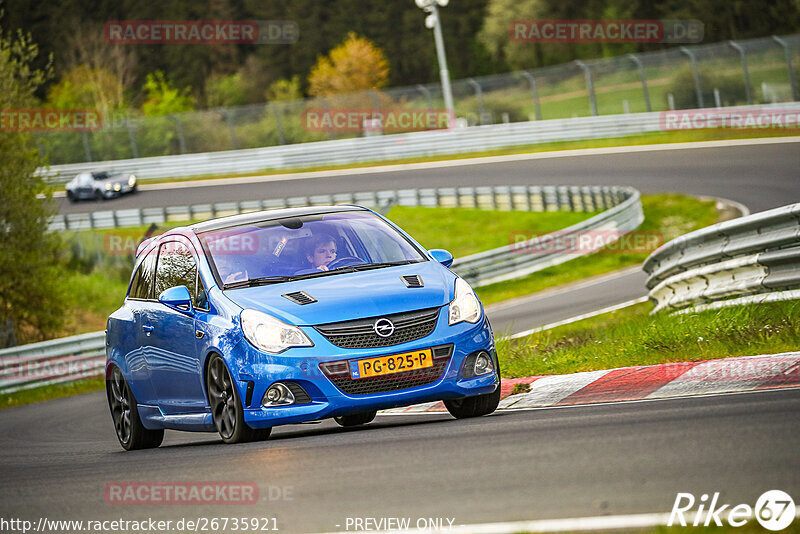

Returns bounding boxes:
[147,238,207,415]
[123,247,159,406]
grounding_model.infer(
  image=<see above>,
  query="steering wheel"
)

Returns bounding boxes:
[326,256,364,269]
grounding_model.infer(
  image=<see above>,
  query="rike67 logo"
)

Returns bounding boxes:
[669,490,796,531]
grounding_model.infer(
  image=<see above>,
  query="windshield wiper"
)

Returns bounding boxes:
[224,276,295,289]
[349,260,417,271]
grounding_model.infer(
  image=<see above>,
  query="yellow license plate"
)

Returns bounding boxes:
[350,349,433,379]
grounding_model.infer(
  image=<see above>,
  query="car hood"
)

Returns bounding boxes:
[223,261,456,326]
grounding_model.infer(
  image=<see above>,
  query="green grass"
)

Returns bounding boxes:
[0,378,105,410]
[476,193,720,306]
[498,300,800,378]
[385,206,597,258]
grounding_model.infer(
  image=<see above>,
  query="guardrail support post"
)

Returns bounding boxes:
[574,61,598,116]
[520,71,542,120]
[81,131,93,162]
[680,47,704,108]
[728,41,753,105]
[467,78,488,124]
[125,119,139,158]
[222,109,239,150]
[772,35,799,102]
[417,84,434,113]
[628,54,652,112]
[169,115,188,154]
[269,103,287,145]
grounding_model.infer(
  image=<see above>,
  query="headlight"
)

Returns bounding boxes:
[113,183,121,191]
[448,278,481,325]
[128,175,136,187]
[240,309,313,353]
[104,182,112,190]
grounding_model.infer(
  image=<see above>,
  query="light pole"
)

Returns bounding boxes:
[415,0,455,127]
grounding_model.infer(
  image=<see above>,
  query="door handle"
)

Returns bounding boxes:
[143,325,154,335]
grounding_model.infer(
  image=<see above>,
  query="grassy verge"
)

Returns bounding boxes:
[47,129,798,190]
[475,193,720,306]
[385,206,596,258]
[0,378,105,410]
[497,300,800,378]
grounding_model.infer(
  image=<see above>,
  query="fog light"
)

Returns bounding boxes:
[262,382,295,406]
[473,351,494,376]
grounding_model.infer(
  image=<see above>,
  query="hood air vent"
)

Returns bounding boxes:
[401,275,424,288]
[282,291,317,305]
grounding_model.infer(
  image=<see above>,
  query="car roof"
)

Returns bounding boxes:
[189,205,368,233]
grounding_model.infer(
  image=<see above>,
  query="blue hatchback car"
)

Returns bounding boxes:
[106,206,500,450]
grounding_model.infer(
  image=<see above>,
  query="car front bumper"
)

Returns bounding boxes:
[232,309,497,429]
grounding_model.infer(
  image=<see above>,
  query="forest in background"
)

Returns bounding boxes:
[6,0,800,113]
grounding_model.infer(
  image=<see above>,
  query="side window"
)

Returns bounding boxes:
[129,250,157,300]
[195,273,209,310]
[154,241,198,301]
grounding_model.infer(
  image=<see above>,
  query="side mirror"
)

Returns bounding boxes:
[158,285,194,314]
[429,248,454,268]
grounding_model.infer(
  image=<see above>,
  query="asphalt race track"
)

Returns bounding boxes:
[2,139,798,532]
[0,388,798,533]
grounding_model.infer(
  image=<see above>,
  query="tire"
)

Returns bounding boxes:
[66,191,76,203]
[444,366,502,419]
[334,410,377,427]
[94,190,105,201]
[207,354,271,444]
[107,366,164,451]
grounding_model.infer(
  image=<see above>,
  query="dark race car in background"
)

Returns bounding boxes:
[65,170,138,202]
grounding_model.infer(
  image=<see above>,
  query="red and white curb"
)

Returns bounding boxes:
[379,352,800,415]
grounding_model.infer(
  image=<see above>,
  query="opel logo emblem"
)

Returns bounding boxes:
[374,318,395,338]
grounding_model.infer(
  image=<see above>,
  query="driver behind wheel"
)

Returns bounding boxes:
[306,233,337,271]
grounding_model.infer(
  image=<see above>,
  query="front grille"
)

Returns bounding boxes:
[320,345,453,396]
[315,307,440,349]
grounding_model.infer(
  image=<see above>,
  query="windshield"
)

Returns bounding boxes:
[198,210,426,288]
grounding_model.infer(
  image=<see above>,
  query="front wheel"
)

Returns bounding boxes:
[107,366,164,451]
[444,368,501,419]
[207,355,271,444]
[334,411,377,427]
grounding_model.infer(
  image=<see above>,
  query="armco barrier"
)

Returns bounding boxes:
[7,184,643,393]
[38,102,800,183]
[643,203,800,312]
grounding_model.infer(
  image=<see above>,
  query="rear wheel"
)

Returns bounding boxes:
[444,367,502,419]
[207,355,271,444]
[107,366,164,450]
[334,410,377,427]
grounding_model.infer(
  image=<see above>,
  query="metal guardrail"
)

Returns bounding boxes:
[0,331,105,394]
[38,102,800,183]
[9,184,642,393]
[643,203,800,312]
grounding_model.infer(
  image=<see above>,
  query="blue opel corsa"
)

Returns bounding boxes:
[106,206,500,450]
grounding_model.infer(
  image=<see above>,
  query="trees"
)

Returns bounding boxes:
[308,32,389,97]
[0,27,66,345]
